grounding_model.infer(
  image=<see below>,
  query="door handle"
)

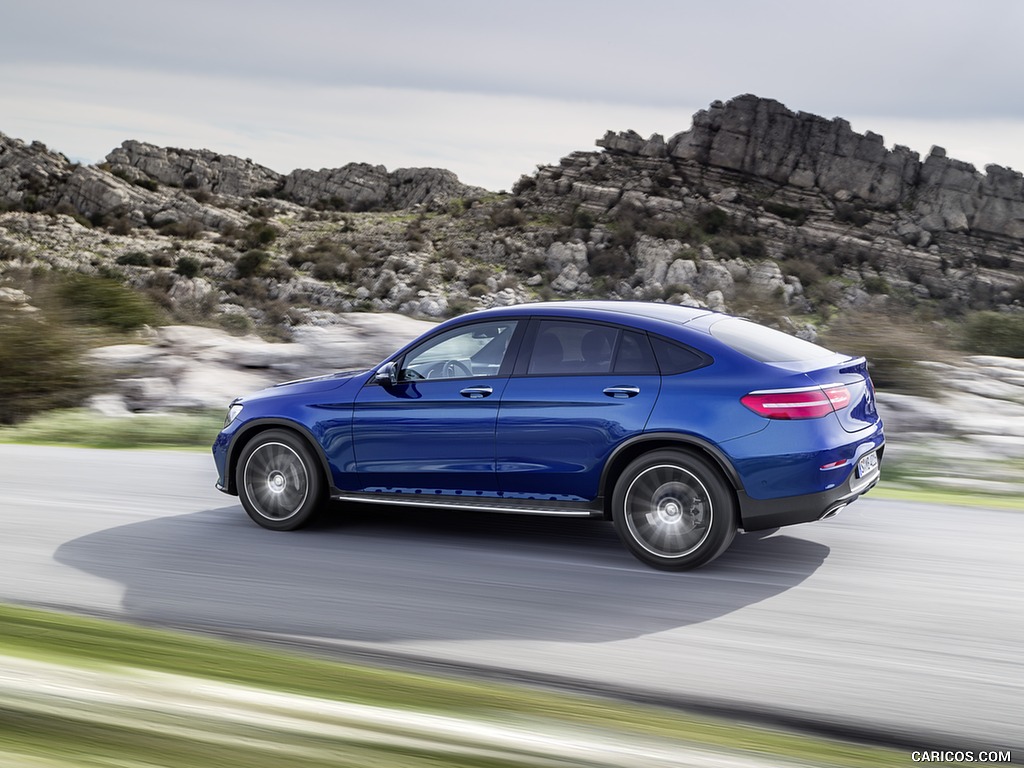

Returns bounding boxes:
[460,386,493,398]
[603,385,640,398]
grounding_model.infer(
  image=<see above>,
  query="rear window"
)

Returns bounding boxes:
[710,317,835,363]
[650,336,708,374]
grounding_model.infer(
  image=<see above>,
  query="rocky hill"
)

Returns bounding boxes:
[2,93,1023,339]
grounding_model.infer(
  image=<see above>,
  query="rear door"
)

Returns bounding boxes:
[495,319,661,501]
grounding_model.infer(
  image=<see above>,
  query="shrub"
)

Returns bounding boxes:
[56,273,163,331]
[174,256,202,278]
[962,312,1024,358]
[588,249,632,279]
[863,275,890,295]
[241,222,279,249]
[704,235,740,259]
[644,218,696,242]
[218,312,253,335]
[0,311,96,424]
[697,207,730,235]
[737,236,767,259]
[464,266,491,286]
[235,249,270,279]
[116,251,152,267]
[489,205,525,228]
[782,259,825,288]
[290,240,361,281]
[160,218,206,239]
[572,208,594,230]
[821,312,946,396]
[511,176,536,196]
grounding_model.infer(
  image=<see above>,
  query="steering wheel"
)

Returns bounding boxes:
[426,359,473,379]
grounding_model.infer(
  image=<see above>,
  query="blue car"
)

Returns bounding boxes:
[213,301,883,570]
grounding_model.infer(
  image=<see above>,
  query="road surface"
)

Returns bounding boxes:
[1,444,1020,752]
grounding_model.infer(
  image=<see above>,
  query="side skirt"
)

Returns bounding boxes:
[331,491,604,518]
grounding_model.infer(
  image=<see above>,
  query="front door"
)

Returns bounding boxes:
[352,319,521,495]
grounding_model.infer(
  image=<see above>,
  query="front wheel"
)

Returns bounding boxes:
[611,450,736,570]
[235,429,324,530]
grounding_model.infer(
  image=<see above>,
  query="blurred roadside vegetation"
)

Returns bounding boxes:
[0,602,906,768]
[821,309,952,398]
[0,268,165,425]
[0,408,223,449]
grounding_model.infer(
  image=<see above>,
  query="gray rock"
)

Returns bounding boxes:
[665,257,698,288]
[545,242,588,272]
[746,261,786,297]
[283,163,481,210]
[106,140,283,197]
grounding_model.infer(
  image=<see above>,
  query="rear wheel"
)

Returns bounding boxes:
[236,429,324,530]
[612,450,736,570]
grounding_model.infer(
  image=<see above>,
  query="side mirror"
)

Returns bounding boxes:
[374,361,398,387]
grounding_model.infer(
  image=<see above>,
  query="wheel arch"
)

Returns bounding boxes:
[224,418,333,495]
[599,432,743,518]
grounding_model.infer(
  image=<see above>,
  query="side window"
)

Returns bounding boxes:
[650,336,709,375]
[614,331,659,374]
[527,321,620,375]
[401,321,518,381]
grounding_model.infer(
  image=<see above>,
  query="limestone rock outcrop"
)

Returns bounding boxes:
[0,132,482,228]
[657,94,1024,240]
[282,164,482,210]
[105,140,284,198]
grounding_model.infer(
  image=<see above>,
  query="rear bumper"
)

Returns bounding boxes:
[738,445,883,531]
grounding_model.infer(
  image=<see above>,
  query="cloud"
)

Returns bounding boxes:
[4,1,1024,188]
[0,63,697,190]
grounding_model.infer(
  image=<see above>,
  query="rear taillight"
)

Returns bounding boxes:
[741,384,851,420]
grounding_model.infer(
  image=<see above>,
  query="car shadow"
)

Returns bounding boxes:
[54,502,829,644]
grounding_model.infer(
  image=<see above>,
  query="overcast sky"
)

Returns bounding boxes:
[3,1,1023,191]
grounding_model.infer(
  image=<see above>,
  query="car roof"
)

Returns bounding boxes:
[466,300,716,327]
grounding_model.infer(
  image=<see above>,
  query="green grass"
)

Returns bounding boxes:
[873,482,1024,510]
[0,408,223,450]
[0,603,908,767]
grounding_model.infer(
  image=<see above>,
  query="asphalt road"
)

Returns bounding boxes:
[2,444,1021,753]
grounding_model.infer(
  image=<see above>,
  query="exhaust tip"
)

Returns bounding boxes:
[819,503,847,521]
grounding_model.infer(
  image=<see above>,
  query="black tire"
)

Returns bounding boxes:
[235,429,325,531]
[611,449,736,570]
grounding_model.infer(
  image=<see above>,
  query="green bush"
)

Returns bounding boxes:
[822,312,945,396]
[0,312,96,424]
[696,207,730,235]
[963,312,1024,358]
[235,249,270,278]
[242,222,279,249]
[56,274,163,331]
[174,256,202,278]
[116,251,152,267]
[863,275,890,295]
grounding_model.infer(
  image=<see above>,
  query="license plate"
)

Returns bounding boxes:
[857,451,879,478]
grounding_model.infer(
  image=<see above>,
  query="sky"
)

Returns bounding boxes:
[2,0,1023,191]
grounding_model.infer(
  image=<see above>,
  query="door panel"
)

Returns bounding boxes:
[495,374,660,500]
[352,377,509,494]
[496,320,661,501]
[351,319,519,495]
